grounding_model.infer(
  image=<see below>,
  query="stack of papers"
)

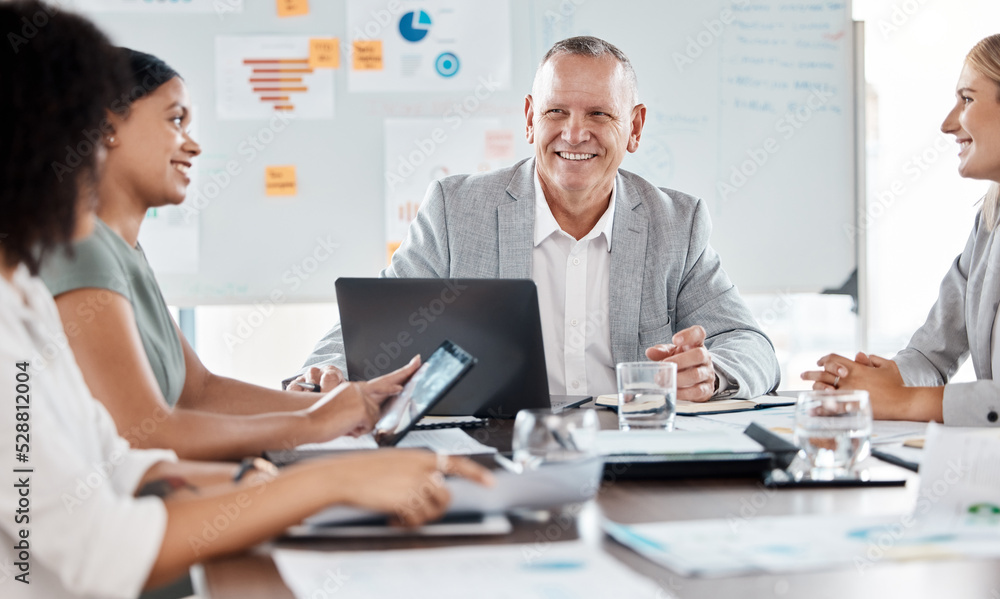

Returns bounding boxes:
[274,542,664,598]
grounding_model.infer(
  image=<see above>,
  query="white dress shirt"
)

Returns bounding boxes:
[0,265,176,599]
[532,174,618,396]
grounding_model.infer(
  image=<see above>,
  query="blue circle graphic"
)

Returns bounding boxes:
[435,52,460,77]
[398,10,431,43]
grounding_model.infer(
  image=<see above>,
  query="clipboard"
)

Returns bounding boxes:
[599,424,799,480]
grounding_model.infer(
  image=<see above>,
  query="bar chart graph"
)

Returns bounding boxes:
[216,36,334,120]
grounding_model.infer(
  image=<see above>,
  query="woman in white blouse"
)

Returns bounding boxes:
[0,3,491,597]
[803,34,1000,426]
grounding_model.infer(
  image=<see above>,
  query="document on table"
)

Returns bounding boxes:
[295,428,496,455]
[605,422,1000,577]
[273,541,663,598]
[595,430,764,455]
[304,458,604,526]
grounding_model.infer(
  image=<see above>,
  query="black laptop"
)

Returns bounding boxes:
[336,278,586,418]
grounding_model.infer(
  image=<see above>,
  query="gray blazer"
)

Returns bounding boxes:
[894,212,1000,426]
[300,158,780,398]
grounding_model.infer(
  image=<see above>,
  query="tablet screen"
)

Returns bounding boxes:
[373,340,476,446]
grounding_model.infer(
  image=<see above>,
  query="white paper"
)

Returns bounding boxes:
[606,423,1000,578]
[138,205,199,274]
[296,428,496,455]
[347,0,511,93]
[918,423,1000,533]
[605,511,1000,578]
[595,430,764,456]
[305,458,603,525]
[216,36,334,120]
[274,541,662,599]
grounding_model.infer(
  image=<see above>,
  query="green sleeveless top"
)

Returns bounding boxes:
[39,218,186,406]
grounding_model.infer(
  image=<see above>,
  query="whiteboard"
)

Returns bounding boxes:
[73,0,857,305]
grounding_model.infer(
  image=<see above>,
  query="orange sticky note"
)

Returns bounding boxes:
[309,38,339,69]
[352,40,383,71]
[387,241,402,264]
[266,166,297,197]
[276,0,308,18]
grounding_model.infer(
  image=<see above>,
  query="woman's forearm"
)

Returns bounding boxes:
[146,459,347,589]
[179,373,317,415]
[132,407,319,461]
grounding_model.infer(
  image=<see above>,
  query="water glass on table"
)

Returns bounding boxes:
[616,361,677,431]
[793,389,873,480]
[511,408,599,471]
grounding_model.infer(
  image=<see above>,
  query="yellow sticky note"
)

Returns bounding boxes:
[276,0,308,18]
[266,166,297,197]
[309,38,339,69]
[352,40,383,71]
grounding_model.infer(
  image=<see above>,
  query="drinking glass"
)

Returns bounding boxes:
[616,361,677,431]
[511,408,599,470]
[794,390,873,479]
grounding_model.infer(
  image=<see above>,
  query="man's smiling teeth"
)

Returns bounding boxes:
[558,152,596,161]
[172,162,190,174]
[959,140,971,153]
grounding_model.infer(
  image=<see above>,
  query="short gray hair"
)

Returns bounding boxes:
[533,36,639,106]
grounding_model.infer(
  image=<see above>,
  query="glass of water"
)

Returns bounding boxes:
[794,390,873,479]
[616,361,677,431]
[511,409,599,470]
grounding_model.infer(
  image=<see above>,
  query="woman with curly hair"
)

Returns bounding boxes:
[0,3,491,597]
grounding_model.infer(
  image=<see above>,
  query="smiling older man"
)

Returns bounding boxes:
[295,36,780,401]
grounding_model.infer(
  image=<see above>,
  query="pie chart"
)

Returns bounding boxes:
[399,10,432,43]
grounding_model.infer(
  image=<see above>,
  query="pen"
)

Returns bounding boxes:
[292,381,321,393]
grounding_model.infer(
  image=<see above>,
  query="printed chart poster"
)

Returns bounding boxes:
[216,36,334,120]
[70,0,242,13]
[347,0,511,92]
[384,118,522,260]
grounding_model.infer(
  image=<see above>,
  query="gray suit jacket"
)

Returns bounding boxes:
[894,212,1000,426]
[301,158,780,398]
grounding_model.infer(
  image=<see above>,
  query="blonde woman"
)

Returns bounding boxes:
[803,35,1000,426]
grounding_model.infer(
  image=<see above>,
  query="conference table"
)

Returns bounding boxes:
[193,407,1000,598]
